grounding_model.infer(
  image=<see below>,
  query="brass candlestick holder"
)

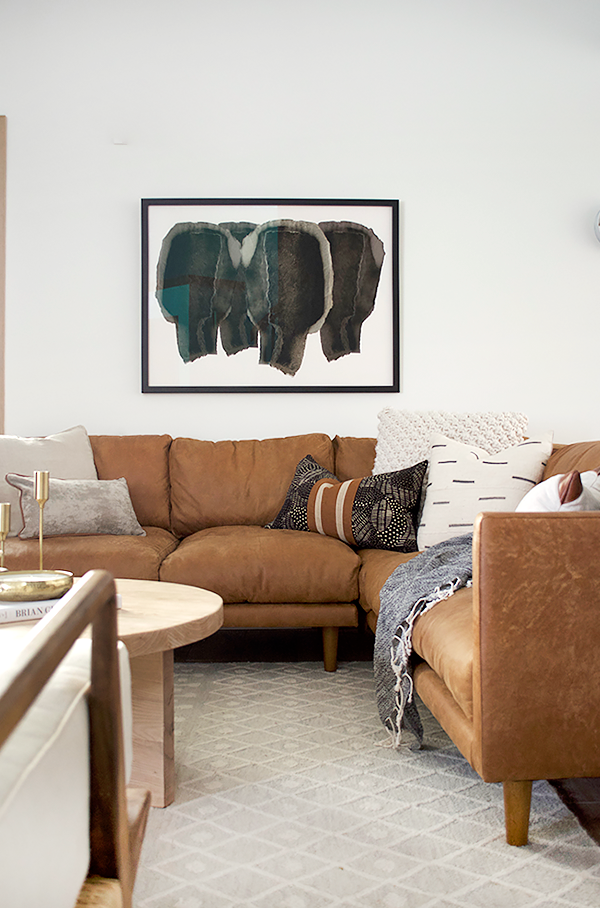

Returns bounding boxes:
[0,502,10,570]
[34,470,49,571]
[0,472,74,602]
[0,570,73,601]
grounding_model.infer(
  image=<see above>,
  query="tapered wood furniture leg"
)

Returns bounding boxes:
[92,579,222,808]
[503,780,532,846]
[75,876,123,907]
[126,787,152,881]
[322,626,339,672]
[129,651,174,808]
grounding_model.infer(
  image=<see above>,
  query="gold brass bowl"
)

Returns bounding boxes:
[0,570,74,602]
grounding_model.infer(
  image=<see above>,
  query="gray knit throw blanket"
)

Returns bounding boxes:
[374,533,473,747]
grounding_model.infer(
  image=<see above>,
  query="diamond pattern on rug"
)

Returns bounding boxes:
[134,662,600,907]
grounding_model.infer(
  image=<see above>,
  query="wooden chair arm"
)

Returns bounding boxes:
[0,570,149,908]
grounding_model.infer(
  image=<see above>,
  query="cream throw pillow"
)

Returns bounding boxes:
[0,426,98,536]
[417,432,554,549]
[373,409,529,474]
[6,474,145,538]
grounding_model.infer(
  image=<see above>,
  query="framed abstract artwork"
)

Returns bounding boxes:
[142,198,400,393]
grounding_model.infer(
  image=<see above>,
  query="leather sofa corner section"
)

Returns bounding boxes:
[3,432,375,672]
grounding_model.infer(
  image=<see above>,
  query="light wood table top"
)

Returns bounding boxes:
[0,577,224,658]
[110,578,223,657]
[0,576,224,808]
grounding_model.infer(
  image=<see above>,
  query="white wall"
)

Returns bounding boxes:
[1,0,600,443]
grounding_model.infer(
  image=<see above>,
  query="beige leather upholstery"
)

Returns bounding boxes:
[169,434,335,536]
[543,439,600,478]
[3,432,363,671]
[358,548,418,632]
[356,438,600,843]
[332,435,376,481]
[471,510,600,782]
[5,526,178,581]
[412,586,474,721]
[160,525,360,604]
[90,434,172,529]
[0,572,150,907]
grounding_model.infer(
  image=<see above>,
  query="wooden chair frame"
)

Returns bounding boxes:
[0,570,150,908]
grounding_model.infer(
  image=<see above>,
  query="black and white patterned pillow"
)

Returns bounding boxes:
[267,455,427,551]
[417,433,554,549]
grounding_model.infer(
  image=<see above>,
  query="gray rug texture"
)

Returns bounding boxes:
[133,661,600,908]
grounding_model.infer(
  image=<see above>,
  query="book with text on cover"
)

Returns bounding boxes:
[0,593,122,625]
[0,601,56,624]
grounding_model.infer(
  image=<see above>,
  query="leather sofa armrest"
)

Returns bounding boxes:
[472,511,600,783]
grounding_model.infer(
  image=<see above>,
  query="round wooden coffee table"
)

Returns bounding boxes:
[113,579,223,808]
[0,577,222,807]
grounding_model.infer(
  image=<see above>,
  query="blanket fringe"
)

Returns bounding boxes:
[387,577,471,748]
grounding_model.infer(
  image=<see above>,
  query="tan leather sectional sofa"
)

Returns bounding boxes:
[5,433,377,672]
[6,431,600,845]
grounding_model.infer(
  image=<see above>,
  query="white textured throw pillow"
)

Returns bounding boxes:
[0,426,98,536]
[417,432,554,549]
[373,409,528,474]
[6,474,145,539]
[516,470,600,512]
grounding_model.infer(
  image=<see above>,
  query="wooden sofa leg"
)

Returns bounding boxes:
[503,780,532,846]
[322,627,339,672]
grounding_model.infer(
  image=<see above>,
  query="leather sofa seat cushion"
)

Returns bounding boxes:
[359,548,473,719]
[169,434,334,537]
[4,526,178,580]
[412,586,474,720]
[358,547,419,617]
[160,525,360,603]
[90,434,172,529]
[543,440,600,480]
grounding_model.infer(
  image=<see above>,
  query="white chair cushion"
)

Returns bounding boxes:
[0,638,132,908]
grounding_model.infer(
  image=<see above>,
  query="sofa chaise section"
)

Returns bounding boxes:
[358,438,600,844]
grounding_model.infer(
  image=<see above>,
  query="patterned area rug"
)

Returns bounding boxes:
[134,662,600,907]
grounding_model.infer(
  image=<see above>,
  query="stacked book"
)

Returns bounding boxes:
[0,593,122,625]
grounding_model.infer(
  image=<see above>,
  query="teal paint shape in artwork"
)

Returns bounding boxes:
[158,285,191,362]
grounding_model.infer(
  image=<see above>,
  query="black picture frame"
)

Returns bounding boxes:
[142,198,399,393]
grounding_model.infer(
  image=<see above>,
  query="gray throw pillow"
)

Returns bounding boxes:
[0,426,98,536]
[6,474,146,538]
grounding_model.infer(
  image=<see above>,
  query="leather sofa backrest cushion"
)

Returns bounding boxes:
[169,434,334,536]
[544,440,600,480]
[89,435,172,530]
[333,435,376,481]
